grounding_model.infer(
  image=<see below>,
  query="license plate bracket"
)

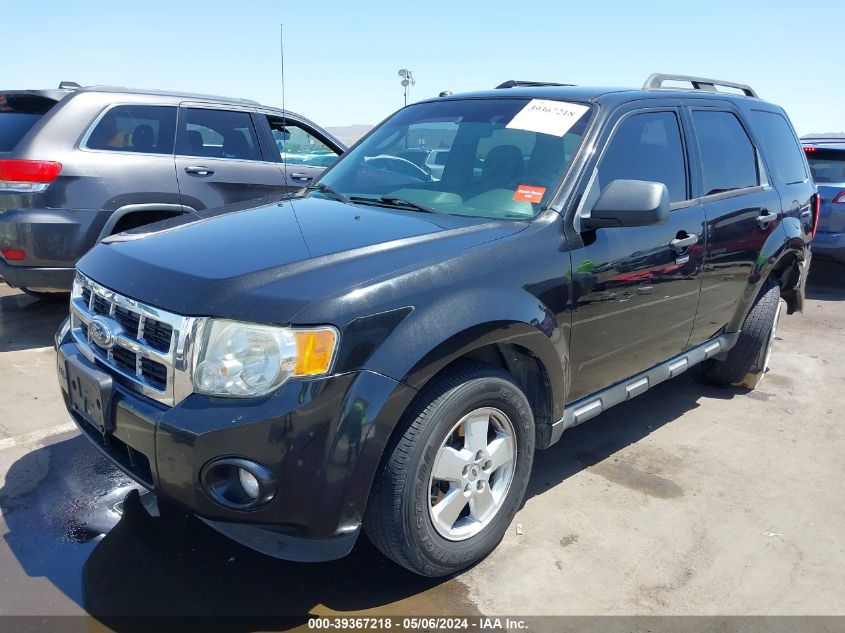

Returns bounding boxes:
[66,354,115,434]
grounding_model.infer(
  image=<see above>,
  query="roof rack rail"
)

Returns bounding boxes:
[643,73,758,98]
[495,80,575,89]
[58,81,81,90]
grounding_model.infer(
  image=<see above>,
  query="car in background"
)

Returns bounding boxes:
[802,135,845,262]
[0,83,345,297]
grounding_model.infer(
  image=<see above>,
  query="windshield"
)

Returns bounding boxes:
[317,98,592,220]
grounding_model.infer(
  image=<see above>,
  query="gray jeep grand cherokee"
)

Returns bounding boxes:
[0,83,344,297]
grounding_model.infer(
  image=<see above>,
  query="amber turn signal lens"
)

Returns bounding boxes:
[293,329,337,376]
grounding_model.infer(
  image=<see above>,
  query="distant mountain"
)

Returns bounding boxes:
[326,124,373,147]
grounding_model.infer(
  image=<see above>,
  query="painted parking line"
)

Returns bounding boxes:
[0,421,77,451]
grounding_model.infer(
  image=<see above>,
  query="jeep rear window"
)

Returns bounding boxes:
[0,94,57,152]
[317,98,593,220]
[86,104,177,154]
[751,111,807,185]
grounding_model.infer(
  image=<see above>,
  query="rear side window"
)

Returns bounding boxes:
[598,111,688,203]
[752,111,807,185]
[0,93,57,152]
[692,111,758,195]
[87,105,177,154]
[177,108,261,161]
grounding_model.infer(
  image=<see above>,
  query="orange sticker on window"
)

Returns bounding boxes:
[513,185,546,203]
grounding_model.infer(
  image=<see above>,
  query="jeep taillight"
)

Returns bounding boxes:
[812,193,822,240]
[0,160,62,193]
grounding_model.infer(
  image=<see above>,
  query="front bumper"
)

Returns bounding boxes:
[56,331,416,562]
[812,231,845,262]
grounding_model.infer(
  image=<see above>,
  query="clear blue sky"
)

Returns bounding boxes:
[3,0,842,134]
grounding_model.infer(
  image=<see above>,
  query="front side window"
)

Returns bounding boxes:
[177,108,261,161]
[751,111,807,185]
[318,98,593,220]
[597,111,688,203]
[266,117,338,167]
[87,105,177,154]
[692,110,758,196]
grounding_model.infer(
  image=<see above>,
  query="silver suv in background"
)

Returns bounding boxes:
[0,83,345,297]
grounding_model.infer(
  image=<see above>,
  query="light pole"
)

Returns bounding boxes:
[398,68,415,106]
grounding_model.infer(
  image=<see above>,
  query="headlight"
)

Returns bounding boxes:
[192,319,338,398]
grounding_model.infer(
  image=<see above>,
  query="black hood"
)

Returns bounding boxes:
[77,196,525,324]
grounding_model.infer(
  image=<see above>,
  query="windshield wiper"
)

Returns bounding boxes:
[306,182,350,204]
[349,195,442,215]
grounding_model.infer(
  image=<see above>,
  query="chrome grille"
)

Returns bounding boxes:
[70,273,203,406]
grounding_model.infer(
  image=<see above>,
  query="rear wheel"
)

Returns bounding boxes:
[364,362,535,577]
[703,278,782,386]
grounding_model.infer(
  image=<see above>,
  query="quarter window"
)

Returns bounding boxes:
[598,111,688,203]
[692,111,758,195]
[87,105,177,154]
[265,117,338,167]
[751,111,807,185]
[177,108,261,161]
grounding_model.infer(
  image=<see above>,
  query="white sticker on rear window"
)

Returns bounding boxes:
[505,100,590,137]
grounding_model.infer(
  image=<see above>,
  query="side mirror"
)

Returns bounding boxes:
[581,179,670,229]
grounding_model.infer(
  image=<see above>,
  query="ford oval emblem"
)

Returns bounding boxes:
[88,316,116,349]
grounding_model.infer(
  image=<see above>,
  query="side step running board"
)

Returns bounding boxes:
[546,332,740,447]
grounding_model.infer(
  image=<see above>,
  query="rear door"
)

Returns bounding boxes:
[174,104,287,212]
[750,109,816,241]
[685,105,784,346]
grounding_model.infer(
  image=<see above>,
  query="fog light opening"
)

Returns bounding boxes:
[200,457,277,511]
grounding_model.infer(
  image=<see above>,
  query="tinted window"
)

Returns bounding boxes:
[178,108,261,161]
[265,117,338,166]
[319,98,593,220]
[692,111,758,195]
[87,105,176,154]
[0,93,57,152]
[752,111,807,185]
[804,148,845,184]
[598,111,687,203]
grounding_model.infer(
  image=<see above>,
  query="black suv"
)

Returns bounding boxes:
[55,74,815,576]
[0,83,344,297]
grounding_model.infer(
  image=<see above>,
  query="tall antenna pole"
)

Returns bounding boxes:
[280,24,286,116]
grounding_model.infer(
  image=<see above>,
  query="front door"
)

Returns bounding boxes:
[174,105,288,212]
[567,107,706,401]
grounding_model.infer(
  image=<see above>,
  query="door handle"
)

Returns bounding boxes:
[669,233,698,252]
[289,172,313,182]
[756,209,779,226]
[185,166,214,176]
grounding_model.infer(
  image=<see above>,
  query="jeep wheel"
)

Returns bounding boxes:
[364,362,535,577]
[704,278,782,387]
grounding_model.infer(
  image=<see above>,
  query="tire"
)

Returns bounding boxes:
[21,288,69,302]
[703,278,782,387]
[364,362,535,577]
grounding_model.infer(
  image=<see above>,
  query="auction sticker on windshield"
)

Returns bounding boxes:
[513,184,546,202]
[506,99,590,137]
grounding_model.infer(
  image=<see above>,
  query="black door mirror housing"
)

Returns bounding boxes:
[581,179,670,229]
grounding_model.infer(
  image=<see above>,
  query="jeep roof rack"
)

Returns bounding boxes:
[495,80,576,89]
[643,73,758,98]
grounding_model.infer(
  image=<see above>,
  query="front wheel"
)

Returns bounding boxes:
[364,362,535,577]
